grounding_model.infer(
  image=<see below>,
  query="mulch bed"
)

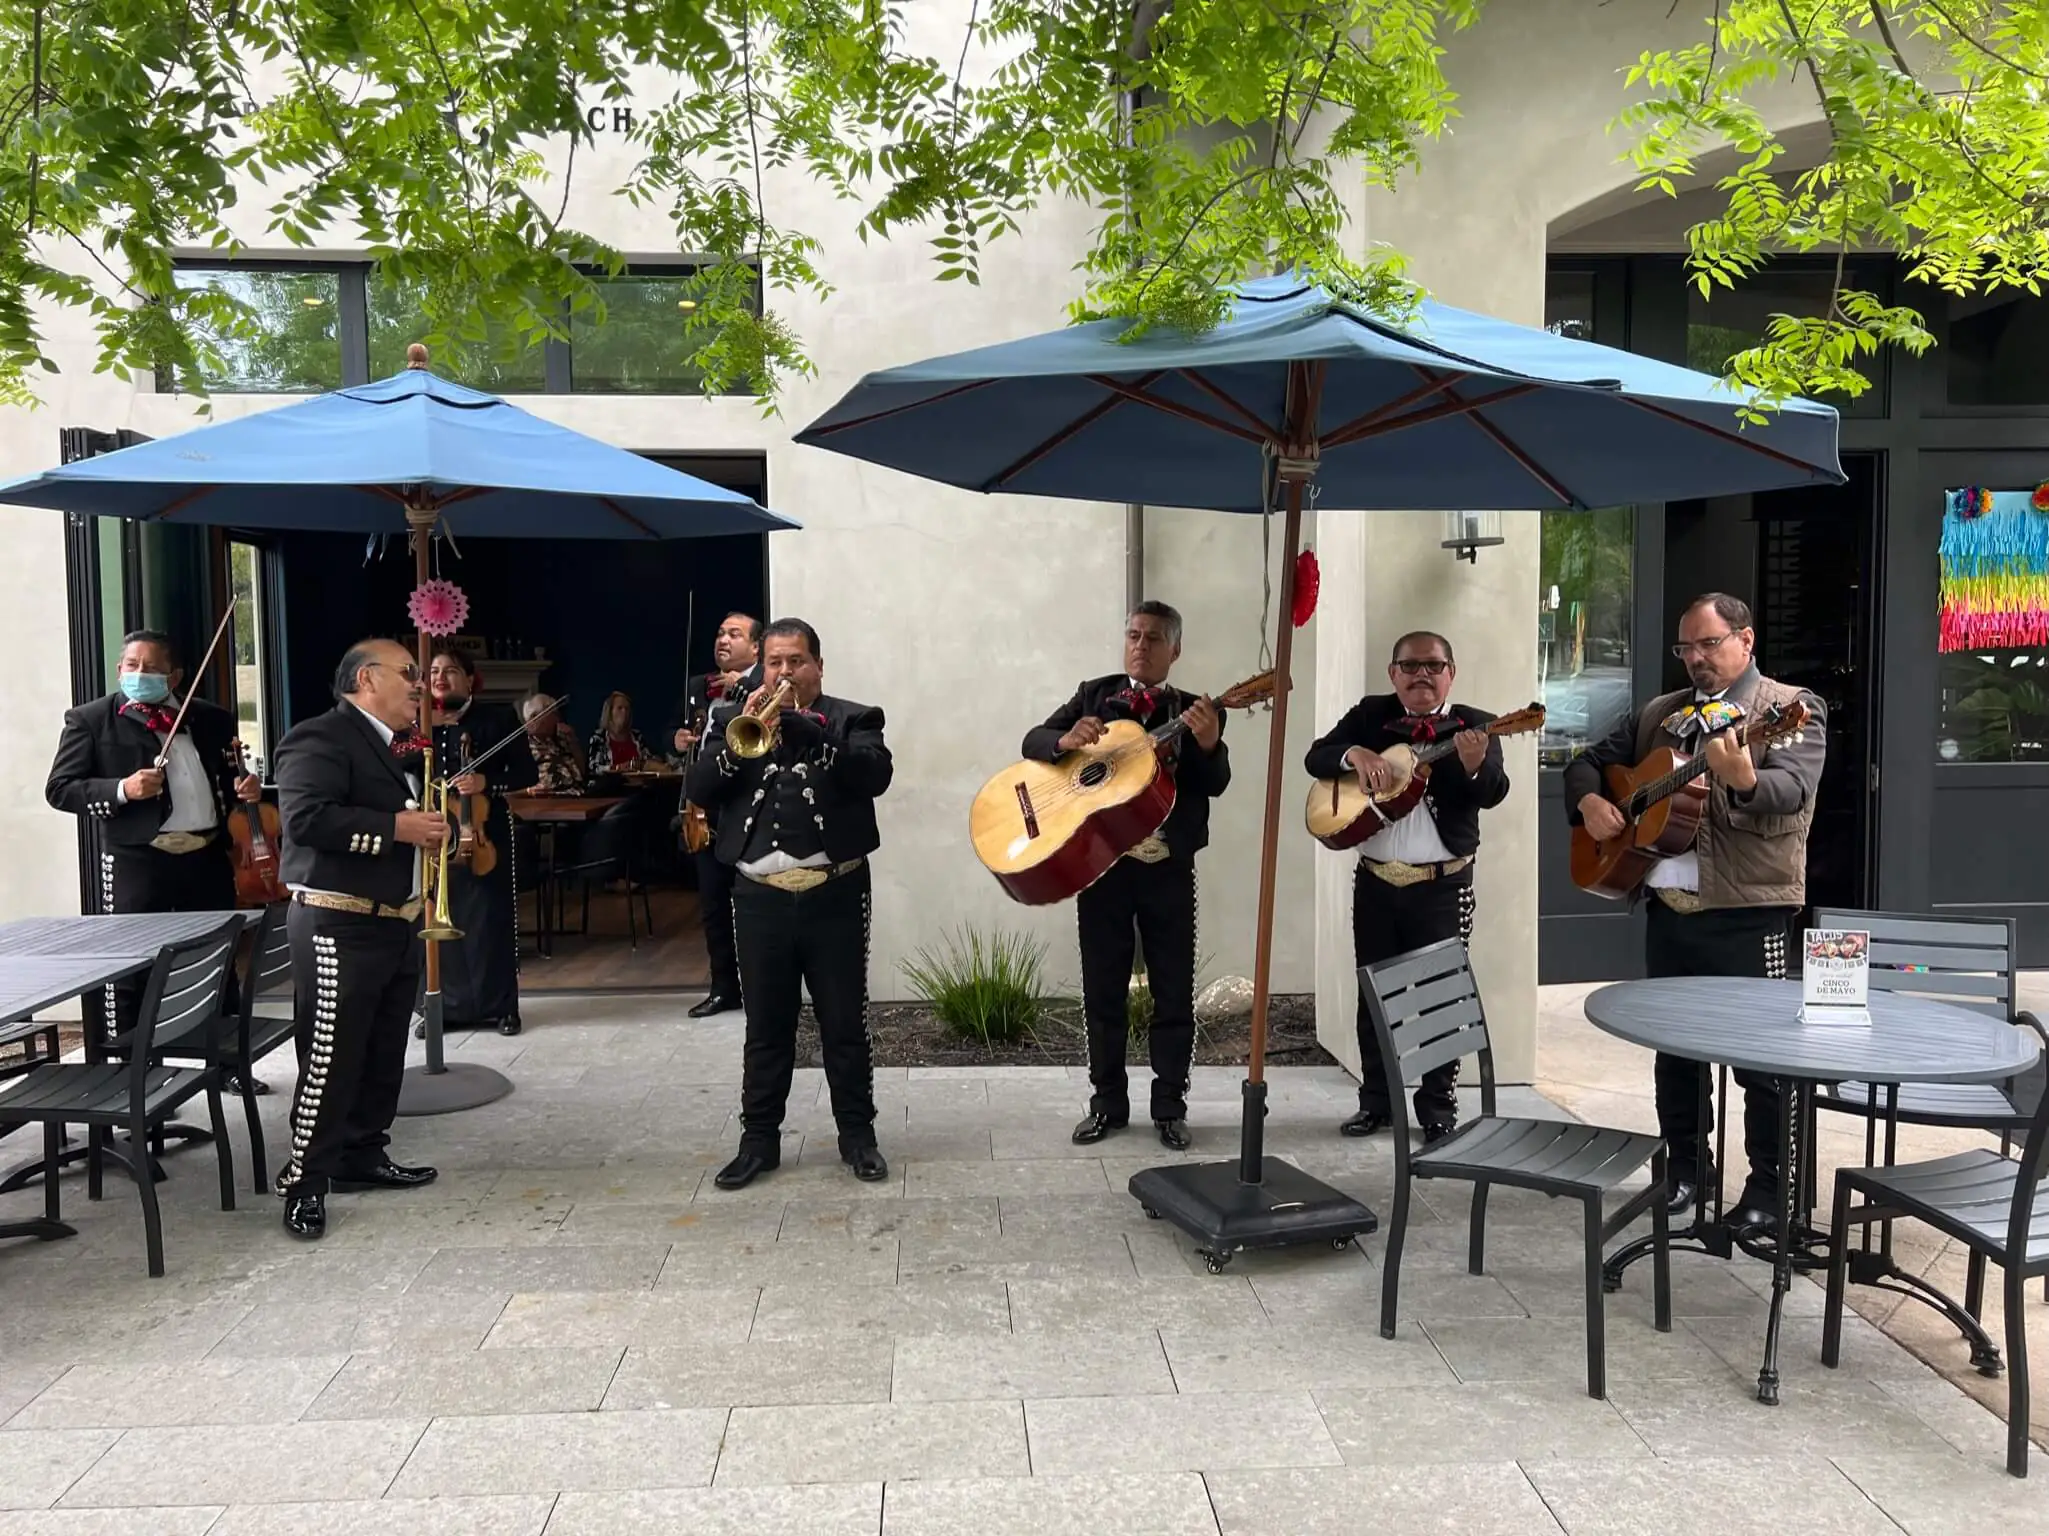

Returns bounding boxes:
[795,994,1336,1070]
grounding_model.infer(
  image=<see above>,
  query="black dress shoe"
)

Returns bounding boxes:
[331,1161,439,1193]
[1726,1202,1777,1236]
[1071,1110,1129,1145]
[844,1145,889,1182]
[689,993,741,1019]
[282,1192,326,1240]
[497,1016,522,1037]
[1340,1109,1393,1138]
[1421,1120,1458,1146]
[1155,1118,1191,1151]
[222,1071,272,1097]
[1665,1180,1699,1218]
[713,1150,778,1190]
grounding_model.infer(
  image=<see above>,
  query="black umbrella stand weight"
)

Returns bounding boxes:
[397,485,514,1116]
[1128,366,1378,1271]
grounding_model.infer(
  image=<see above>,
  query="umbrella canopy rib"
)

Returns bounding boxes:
[1083,375,1271,445]
[985,371,1163,491]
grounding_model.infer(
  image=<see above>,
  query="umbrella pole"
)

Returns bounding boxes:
[1238,478,1304,1185]
[398,497,513,1116]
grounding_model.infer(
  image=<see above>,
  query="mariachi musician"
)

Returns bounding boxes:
[45,628,266,1087]
[670,611,763,1019]
[687,618,891,1191]
[1304,630,1507,1144]
[422,647,537,1037]
[1023,601,1227,1152]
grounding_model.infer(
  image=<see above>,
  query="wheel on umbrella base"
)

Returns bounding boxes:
[1331,1237,1353,1251]
[1141,1206,1161,1220]
[1200,1250,1231,1275]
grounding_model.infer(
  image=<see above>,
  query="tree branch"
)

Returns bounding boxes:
[1918,0,2049,81]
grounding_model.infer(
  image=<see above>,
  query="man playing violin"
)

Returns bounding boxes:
[670,611,763,1020]
[422,647,537,1038]
[1305,631,1508,1143]
[46,629,267,1090]
[1563,593,1826,1232]
[1025,601,1228,1152]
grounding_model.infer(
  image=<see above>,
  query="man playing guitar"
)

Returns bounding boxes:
[1024,601,1226,1152]
[1562,593,1827,1231]
[1305,631,1508,1143]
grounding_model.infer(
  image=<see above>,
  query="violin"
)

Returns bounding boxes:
[227,739,287,908]
[451,728,499,877]
[678,700,712,854]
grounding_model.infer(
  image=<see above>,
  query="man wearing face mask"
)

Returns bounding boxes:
[46,629,265,1086]
[1563,593,1827,1233]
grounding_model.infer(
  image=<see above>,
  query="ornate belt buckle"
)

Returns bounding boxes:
[149,831,210,855]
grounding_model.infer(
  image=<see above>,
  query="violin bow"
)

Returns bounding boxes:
[154,599,237,769]
[449,695,569,782]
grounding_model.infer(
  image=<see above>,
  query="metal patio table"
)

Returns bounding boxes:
[0,911,247,1196]
[1584,976,2038,1404]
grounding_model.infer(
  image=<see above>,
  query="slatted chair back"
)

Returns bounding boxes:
[1815,908,2042,1117]
[119,921,241,1118]
[1360,938,1496,1175]
[2011,1055,2049,1267]
[243,900,293,1011]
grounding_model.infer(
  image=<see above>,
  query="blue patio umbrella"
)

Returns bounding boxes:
[797,273,1843,1259]
[0,350,800,1115]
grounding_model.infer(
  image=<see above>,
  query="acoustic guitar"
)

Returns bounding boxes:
[1568,699,1812,900]
[1303,703,1546,851]
[969,670,1276,906]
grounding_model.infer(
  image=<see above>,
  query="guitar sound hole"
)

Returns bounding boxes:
[1077,761,1111,790]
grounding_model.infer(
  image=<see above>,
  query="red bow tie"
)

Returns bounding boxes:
[1112,686,1159,718]
[119,699,178,735]
[389,728,427,759]
[1398,713,1446,742]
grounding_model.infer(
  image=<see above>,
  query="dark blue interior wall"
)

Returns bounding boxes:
[279,530,768,742]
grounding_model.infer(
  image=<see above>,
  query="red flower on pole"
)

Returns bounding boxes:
[1291,549,1320,628]
[2032,481,2049,513]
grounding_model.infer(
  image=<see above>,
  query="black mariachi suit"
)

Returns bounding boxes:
[1304,696,1509,1124]
[671,663,762,1002]
[45,693,244,1035]
[272,704,425,1196]
[428,700,537,1028]
[1024,675,1231,1124]
[688,692,891,1158]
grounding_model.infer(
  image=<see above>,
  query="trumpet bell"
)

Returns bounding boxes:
[419,922,464,942]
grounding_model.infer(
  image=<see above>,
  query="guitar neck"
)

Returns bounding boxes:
[1634,720,1762,809]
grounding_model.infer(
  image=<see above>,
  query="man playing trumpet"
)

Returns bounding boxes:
[686,618,893,1191]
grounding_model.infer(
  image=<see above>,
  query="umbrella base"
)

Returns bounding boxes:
[1128,1158,1378,1274]
[397,1063,513,1116]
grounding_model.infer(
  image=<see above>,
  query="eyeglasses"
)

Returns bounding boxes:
[1393,659,1450,676]
[369,662,422,683]
[1671,632,1747,660]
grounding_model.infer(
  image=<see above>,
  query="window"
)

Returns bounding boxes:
[1545,270,1596,342]
[1944,289,2049,408]
[226,540,275,771]
[366,274,549,394]
[171,268,343,393]
[1938,651,2049,763]
[570,270,735,394]
[1687,266,1885,416]
[1539,505,1635,766]
[1936,487,2049,763]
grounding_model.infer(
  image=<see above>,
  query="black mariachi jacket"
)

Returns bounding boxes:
[668,662,764,749]
[686,691,892,866]
[1021,674,1232,861]
[1303,694,1509,859]
[46,693,242,849]
[430,700,539,830]
[274,704,424,909]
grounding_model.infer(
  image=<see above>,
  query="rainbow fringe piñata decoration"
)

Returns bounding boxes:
[1939,488,2049,652]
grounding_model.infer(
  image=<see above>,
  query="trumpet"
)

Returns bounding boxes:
[726,678,794,759]
[417,739,464,943]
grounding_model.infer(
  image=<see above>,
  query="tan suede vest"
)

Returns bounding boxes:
[1633,674,1815,909]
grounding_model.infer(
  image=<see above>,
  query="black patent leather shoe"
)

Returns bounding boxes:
[1070,1111,1129,1145]
[1726,1202,1777,1236]
[498,1016,522,1037]
[690,993,741,1019]
[1340,1109,1393,1138]
[222,1071,272,1097]
[282,1191,326,1240]
[843,1145,889,1182]
[1665,1180,1699,1218]
[1421,1120,1458,1147]
[331,1161,439,1193]
[1155,1118,1191,1151]
[713,1150,778,1190]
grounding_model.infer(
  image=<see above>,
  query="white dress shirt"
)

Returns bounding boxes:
[1354,706,1456,866]
[113,699,217,834]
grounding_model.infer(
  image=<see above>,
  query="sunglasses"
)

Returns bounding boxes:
[1393,659,1451,677]
[369,662,423,683]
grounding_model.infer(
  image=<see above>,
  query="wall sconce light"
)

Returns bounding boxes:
[1442,508,1504,563]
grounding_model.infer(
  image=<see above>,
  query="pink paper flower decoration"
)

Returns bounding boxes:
[407,579,469,637]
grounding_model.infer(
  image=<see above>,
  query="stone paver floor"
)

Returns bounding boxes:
[1,990,2045,1535]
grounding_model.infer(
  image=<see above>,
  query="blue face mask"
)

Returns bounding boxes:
[119,671,171,704]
